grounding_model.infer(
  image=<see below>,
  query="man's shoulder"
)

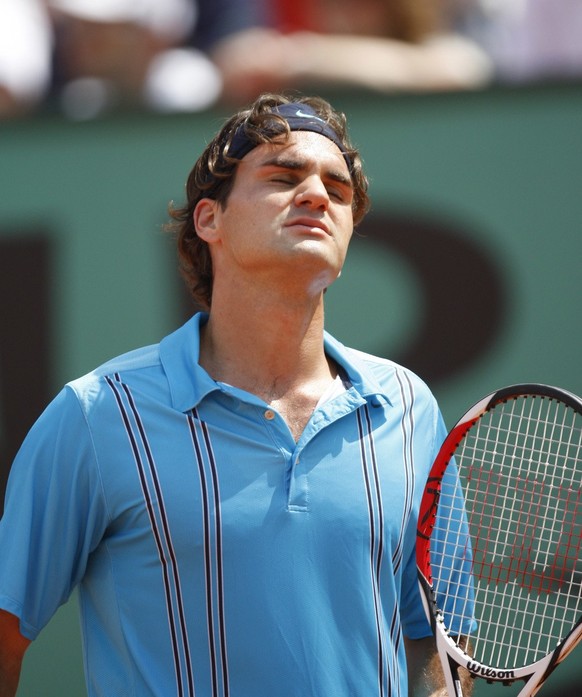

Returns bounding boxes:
[62,315,205,416]
[343,343,431,389]
[65,343,163,405]
[90,343,161,378]
[344,345,404,371]
[339,343,437,413]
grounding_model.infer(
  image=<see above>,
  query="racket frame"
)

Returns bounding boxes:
[416,383,582,697]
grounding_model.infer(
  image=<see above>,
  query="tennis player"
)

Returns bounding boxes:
[0,93,473,696]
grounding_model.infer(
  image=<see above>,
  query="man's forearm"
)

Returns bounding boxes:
[0,610,30,697]
[0,655,23,697]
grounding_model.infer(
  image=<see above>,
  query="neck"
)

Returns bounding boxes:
[199,285,334,403]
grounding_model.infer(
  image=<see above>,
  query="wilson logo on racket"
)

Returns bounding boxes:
[466,662,515,680]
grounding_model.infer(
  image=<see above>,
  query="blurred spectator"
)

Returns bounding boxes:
[0,0,265,120]
[451,0,582,83]
[47,0,264,119]
[211,0,494,105]
[5,0,580,122]
[0,0,52,118]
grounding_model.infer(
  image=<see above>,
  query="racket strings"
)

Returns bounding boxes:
[432,394,582,670]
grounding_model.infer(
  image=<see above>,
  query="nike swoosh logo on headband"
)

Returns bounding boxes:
[295,109,325,122]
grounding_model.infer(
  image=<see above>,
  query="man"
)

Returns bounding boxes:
[0,93,470,696]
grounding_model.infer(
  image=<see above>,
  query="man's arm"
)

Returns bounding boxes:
[405,636,473,697]
[0,610,31,697]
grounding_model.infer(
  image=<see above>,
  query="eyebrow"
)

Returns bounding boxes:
[258,154,353,189]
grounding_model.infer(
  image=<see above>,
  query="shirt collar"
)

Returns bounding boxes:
[323,331,392,407]
[160,313,392,413]
[159,312,218,412]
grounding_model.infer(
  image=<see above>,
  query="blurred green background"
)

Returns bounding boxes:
[1,83,580,695]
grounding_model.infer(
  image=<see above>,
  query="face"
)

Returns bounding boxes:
[195,130,355,296]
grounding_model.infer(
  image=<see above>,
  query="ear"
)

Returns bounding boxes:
[193,198,220,244]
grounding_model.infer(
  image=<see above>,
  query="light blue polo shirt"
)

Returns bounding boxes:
[0,313,463,697]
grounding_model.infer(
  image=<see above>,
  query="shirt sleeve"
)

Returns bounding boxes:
[0,386,109,640]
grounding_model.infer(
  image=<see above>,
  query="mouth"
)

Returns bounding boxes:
[286,218,331,236]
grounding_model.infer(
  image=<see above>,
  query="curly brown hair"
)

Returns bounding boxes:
[166,92,370,310]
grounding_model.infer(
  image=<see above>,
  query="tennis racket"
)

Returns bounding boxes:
[416,383,582,697]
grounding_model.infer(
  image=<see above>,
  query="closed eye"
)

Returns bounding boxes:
[271,177,347,203]
[271,176,296,185]
[260,158,353,203]
[326,185,348,202]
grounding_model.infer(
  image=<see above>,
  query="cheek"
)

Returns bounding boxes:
[218,204,276,259]
[225,195,287,240]
[338,212,354,245]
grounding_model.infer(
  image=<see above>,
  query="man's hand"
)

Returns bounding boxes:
[0,610,30,697]
[405,636,474,697]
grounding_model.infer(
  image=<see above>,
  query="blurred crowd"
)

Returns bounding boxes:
[1,0,581,120]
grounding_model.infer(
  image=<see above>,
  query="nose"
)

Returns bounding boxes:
[294,177,330,210]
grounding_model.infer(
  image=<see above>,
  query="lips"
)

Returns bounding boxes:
[286,218,330,235]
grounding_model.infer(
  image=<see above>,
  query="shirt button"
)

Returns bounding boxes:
[264,409,276,420]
